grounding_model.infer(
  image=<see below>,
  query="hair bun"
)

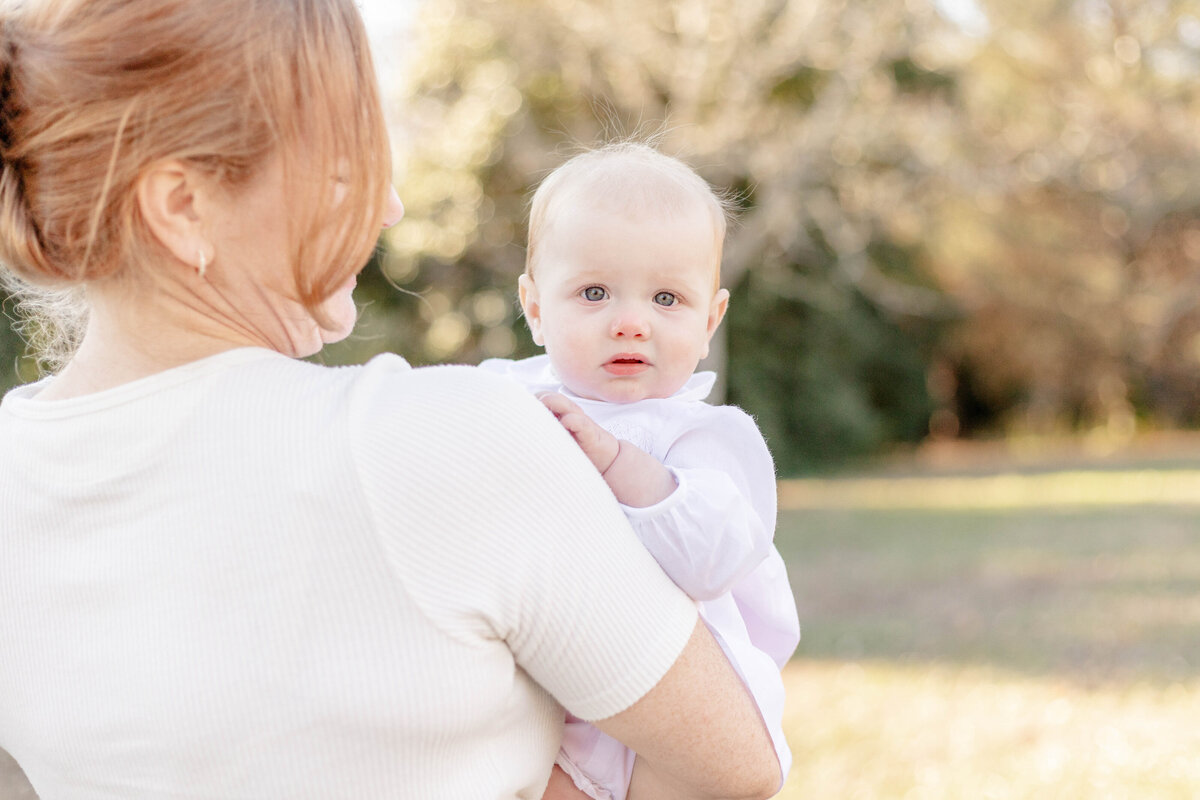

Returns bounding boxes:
[0,15,56,285]
[0,160,57,284]
[0,14,12,146]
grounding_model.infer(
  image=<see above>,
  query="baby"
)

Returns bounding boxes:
[481,142,799,799]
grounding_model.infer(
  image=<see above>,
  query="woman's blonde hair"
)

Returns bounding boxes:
[525,142,733,292]
[0,0,391,368]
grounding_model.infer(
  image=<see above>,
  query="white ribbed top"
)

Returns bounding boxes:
[0,349,697,799]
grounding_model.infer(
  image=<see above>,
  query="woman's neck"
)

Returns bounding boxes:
[35,281,279,400]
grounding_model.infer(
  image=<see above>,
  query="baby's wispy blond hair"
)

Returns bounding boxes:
[525,142,733,292]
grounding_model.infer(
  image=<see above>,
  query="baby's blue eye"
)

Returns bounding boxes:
[582,286,607,302]
[654,291,677,307]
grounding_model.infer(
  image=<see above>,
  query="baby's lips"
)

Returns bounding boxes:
[607,353,648,365]
[603,357,651,376]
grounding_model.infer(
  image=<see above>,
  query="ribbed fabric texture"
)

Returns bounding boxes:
[0,349,697,800]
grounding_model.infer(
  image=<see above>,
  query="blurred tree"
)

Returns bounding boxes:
[372,0,1200,471]
[0,294,40,392]
[920,0,1200,441]
[381,0,965,471]
[6,0,1200,474]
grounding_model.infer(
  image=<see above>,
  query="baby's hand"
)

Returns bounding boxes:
[539,392,675,507]
[537,392,620,475]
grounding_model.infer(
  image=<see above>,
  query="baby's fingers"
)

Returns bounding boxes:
[537,393,591,439]
[555,410,595,438]
[535,391,617,473]
[537,391,582,419]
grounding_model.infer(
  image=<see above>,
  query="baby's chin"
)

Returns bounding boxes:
[569,381,683,405]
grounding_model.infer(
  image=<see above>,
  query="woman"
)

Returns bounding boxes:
[0,1,779,798]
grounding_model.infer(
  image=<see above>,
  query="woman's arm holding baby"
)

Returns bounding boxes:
[541,621,779,800]
[598,619,780,800]
[542,765,592,800]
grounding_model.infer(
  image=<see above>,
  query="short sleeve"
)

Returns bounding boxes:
[346,357,698,720]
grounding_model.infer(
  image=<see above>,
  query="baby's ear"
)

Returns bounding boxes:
[700,288,730,358]
[706,288,730,338]
[517,274,545,346]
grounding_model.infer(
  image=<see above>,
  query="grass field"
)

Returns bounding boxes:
[775,465,1200,799]
[3,458,1198,798]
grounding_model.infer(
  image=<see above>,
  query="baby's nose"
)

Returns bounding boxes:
[611,309,649,338]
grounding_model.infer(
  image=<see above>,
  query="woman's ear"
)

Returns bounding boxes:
[517,273,545,346]
[701,288,730,358]
[136,160,211,276]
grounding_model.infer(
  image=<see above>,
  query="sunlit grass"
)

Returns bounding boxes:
[778,470,1200,510]
[778,661,1200,800]
[775,460,1200,798]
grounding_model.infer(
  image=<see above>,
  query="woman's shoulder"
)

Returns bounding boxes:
[341,354,558,457]
[202,352,541,438]
[352,354,541,415]
[240,352,527,407]
[476,354,560,393]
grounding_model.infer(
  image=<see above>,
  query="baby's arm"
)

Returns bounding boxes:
[623,402,778,600]
[540,392,774,599]
[538,393,676,508]
[539,392,788,799]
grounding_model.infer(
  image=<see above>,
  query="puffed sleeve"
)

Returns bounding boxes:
[346,357,698,721]
[619,405,778,601]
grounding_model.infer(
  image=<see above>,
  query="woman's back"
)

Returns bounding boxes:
[0,350,698,798]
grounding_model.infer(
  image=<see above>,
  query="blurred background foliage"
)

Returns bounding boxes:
[5,0,1200,475]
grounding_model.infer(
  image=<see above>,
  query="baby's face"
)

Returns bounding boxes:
[520,200,728,404]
